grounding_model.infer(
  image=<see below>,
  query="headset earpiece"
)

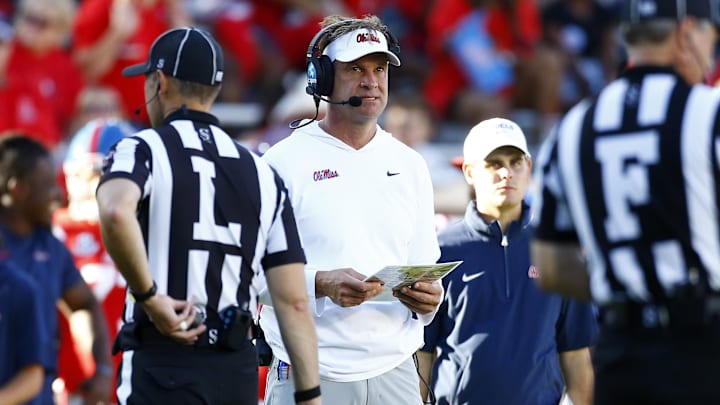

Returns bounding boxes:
[307,54,335,97]
[306,20,354,98]
[155,72,162,94]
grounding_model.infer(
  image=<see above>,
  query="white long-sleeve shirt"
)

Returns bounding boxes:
[259,122,440,381]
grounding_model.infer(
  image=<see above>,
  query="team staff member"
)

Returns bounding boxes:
[97,27,321,404]
[0,135,113,405]
[531,0,720,403]
[418,118,597,405]
[0,239,47,404]
[259,15,443,405]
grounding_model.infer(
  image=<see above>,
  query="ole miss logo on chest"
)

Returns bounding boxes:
[313,168,339,181]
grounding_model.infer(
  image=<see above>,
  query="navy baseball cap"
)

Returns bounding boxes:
[623,0,720,27]
[123,27,224,86]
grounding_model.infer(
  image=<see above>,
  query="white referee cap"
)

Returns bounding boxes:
[462,118,530,165]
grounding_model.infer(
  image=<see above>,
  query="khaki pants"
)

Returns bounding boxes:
[264,356,422,405]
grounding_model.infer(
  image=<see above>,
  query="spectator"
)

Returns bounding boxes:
[383,91,463,187]
[7,0,84,143]
[382,90,468,216]
[0,22,60,150]
[184,1,261,104]
[68,85,126,135]
[72,0,190,125]
[542,0,620,111]
[0,135,113,405]
[418,117,597,405]
[424,0,563,144]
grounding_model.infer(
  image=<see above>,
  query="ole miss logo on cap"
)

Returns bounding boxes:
[356,32,381,45]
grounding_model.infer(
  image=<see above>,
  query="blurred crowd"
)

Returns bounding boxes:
[0,0,636,215]
[0,0,631,157]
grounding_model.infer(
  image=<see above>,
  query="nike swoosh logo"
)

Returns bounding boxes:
[387,171,400,176]
[461,271,485,282]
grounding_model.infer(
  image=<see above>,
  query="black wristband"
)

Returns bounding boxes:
[130,281,157,303]
[294,385,321,403]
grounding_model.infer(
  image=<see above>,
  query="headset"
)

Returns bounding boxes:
[134,77,162,115]
[305,19,401,98]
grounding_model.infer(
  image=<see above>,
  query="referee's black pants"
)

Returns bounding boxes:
[594,323,720,404]
[117,339,258,404]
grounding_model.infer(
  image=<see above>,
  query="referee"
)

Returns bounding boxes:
[531,1,720,403]
[96,27,321,404]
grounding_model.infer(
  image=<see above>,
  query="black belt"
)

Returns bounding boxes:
[600,297,720,330]
[113,312,252,353]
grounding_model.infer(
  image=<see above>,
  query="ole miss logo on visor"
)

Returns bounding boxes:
[356,32,381,45]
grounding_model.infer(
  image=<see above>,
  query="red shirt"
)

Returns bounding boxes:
[7,40,85,135]
[53,209,126,402]
[250,1,323,69]
[73,0,170,123]
[0,72,61,148]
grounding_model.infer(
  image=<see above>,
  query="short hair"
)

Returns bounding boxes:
[147,74,221,105]
[319,15,392,48]
[168,77,221,103]
[0,135,50,197]
[621,19,678,45]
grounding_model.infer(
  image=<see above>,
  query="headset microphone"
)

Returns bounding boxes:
[289,88,363,129]
[134,86,161,115]
[325,95,362,107]
[304,86,362,107]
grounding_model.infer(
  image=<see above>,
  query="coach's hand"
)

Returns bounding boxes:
[393,280,442,315]
[316,268,384,307]
[142,294,206,344]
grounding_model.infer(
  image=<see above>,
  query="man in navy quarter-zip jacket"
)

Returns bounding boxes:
[417,118,598,405]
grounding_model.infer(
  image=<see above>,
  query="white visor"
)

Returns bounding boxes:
[323,28,401,66]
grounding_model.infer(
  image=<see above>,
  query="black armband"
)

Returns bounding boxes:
[130,281,157,303]
[294,385,321,403]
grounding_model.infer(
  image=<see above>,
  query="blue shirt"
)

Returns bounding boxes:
[422,202,598,405]
[0,225,83,404]
[0,260,47,405]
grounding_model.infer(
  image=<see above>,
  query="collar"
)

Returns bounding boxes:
[463,200,531,239]
[620,65,685,83]
[162,107,220,127]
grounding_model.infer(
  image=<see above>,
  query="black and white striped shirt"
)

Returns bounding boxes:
[533,66,720,305]
[99,109,305,322]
